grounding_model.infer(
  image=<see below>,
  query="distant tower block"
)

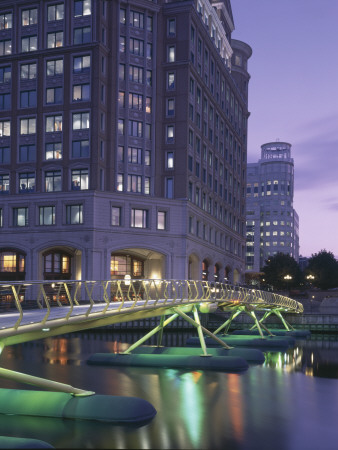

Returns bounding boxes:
[245,141,299,275]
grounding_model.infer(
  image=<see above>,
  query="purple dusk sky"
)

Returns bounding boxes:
[231,0,338,258]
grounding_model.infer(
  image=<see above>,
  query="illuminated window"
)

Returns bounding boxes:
[117,174,124,191]
[47,59,63,76]
[73,84,90,101]
[45,142,62,160]
[21,36,37,52]
[13,207,28,227]
[127,175,142,193]
[166,125,174,143]
[74,0,91,17]
[46,87,63,104]
[45,170,61,192]
[131,209,148,228]
[128,147,142,164]
[110,255,144,278]
[202,260,209,280]
[46,115,62,132]
[71,168,88,190]
[0,13,12,29]
[20,117,36,135]
[0,174,9,193]
[167,72,175,90]
[166,152,174,169]
[72,112,89,130]
[21,63,36,81]
[47,31,63,48]
[129,65,143,83]
[130,10,144,28]
[39,206,55,225]
[112,207,121,226]
[168,45,175,62]
[22,8,37,26]
[43,251,71,276]
[19,172,35,193]
[66,204,83,224]
[73,55,90,73]
[0,251,25,275]
[48,4,64,21]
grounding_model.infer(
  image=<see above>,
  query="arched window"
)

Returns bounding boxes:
[202,259,209,281]
[0,249,25,281]
[225,266,231,283]
[214,264,220,282]
[110,254,144,279]
[43,250,72,280]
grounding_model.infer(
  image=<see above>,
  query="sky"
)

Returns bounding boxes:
[231,0,338,258]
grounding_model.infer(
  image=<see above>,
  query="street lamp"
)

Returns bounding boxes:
[306,274,315,288]
[284,274,292,291]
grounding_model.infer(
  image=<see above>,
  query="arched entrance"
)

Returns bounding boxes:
[188,253,199,280]
[110,249,165,300]
[43,249,72,280]
[233,268,241,284]
[202,259,209,281]
[110,254,144,280]
[41,248,74,305]
[214,263,220,283]
[225,265,231,283]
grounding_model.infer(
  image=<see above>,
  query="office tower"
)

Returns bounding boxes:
[0,0,251,284]
[246,142,300,275]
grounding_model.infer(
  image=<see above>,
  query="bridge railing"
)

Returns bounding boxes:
[0,279,303,315]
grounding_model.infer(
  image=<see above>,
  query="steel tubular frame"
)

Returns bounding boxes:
[0,279,303,394]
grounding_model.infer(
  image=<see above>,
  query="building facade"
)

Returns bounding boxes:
[245,142,299,275]
[0,0,251,284]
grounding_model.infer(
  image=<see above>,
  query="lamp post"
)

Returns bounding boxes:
[306,274,315,288]
[284,274,292,291]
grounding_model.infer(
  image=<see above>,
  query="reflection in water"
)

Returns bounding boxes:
[228,374,244,442]
[179,372,203,447]
[1,331,338,449]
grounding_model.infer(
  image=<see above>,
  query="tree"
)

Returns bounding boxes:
[261,253,303,291]
[306,250,338,290]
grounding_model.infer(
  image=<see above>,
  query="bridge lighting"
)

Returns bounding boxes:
[124,274,131,286]
[51,283,55,288]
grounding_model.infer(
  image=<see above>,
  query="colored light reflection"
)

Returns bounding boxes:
[178,371,204,447]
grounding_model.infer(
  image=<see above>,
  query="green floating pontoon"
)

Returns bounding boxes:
[128,345,265,364]
[88,351,249,372]
[0,389,156,424]
[0,436,53,449]
[232,329,311,338]
[186,334,295,349]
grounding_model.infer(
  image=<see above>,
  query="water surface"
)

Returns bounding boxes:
[1,331,338,450]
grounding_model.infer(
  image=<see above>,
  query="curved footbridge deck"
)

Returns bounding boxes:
[0,279,304,425]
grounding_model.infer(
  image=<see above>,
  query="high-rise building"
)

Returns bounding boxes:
[0,0,251,285]
[245,142,299,275]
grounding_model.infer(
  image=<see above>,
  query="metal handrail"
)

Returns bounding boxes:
[0,279,303,337]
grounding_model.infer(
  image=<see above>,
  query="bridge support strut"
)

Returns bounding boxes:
[0,367,94,397]
[249,309,295,332]
[174,307,232,351]
[122,313,180,354]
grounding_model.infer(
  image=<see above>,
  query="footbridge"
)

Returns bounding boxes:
[0,279,303,396]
